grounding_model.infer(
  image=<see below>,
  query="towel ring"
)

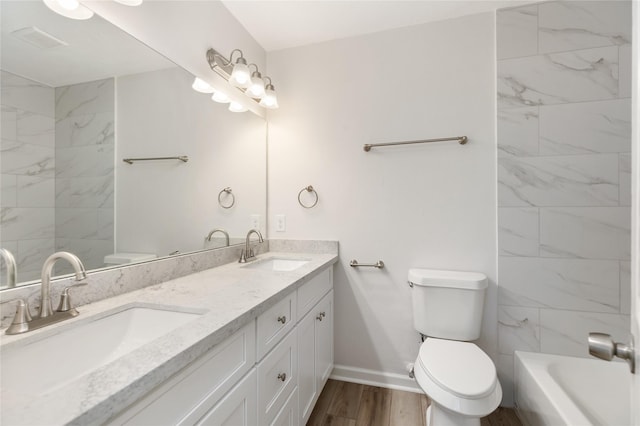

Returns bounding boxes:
[298,185,318,208]
[218,187,235,209]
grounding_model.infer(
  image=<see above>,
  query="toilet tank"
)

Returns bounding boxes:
[408,268,488,341]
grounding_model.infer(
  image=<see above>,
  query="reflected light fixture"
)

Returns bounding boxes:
[42,0,94,20]
[228,101,248,113]
[192,77,214,93]
[43,0,143,20]
[113,0,144,5]
[212,91,230,104]
[205,47,279,110]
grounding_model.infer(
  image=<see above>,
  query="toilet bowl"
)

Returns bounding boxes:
[413,338,501,426]
[408,268,501,426]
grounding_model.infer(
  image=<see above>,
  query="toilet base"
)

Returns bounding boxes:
[426,403,480,426]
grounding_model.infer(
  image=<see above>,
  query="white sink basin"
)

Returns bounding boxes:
[1,304,202,395]
[245,257,310,272]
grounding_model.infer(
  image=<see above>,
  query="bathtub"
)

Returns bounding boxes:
[515,351,631,426]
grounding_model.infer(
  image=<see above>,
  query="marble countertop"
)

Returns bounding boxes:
[0,251,338,425]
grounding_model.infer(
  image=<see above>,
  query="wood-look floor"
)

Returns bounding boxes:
[307,380,522,426]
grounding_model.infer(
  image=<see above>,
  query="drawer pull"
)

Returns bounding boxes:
[277,315,287,324]
[316,311,326,321]
[277,373,287,382]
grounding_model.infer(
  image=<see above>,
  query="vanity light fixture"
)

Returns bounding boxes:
[259,77,279,109]
[42,0,94,20]
[246,65,266,99]
[205,47,279,110]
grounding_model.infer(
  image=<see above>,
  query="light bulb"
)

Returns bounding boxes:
[228,101,248,113]
[259,84,279,109]
[246,72,265,99]
[211,91,230,103]
[43,0,94,19]
[229,58,251,89]
[192,77,214,93]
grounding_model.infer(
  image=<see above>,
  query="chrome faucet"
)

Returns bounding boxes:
[0,248,17,288]
[39,252,87,318]
[5,251,87,335]
[206,228,230,246]
[239,229,263,263]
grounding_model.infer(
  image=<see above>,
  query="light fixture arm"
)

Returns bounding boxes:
[206,48,246,70]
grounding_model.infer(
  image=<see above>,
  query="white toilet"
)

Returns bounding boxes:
[408,268,502,426]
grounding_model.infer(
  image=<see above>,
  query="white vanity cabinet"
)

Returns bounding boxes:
[111,321,257,426]
[297,290,333,425]
[109,265,333,426]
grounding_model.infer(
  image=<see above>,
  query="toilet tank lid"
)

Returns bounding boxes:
[408,269,487,290]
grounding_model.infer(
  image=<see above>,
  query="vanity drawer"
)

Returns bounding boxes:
[297,267,332,319]
[113,322,256,426]
[257,327,298,426]
[257,292,296,359]
[194,369,257,426]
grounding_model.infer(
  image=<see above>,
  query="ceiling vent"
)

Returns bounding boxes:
[10,27,68,49]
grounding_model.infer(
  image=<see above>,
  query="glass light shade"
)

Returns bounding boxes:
[228,101,248,113]
[229,62,251,89]
[246,74,265,99]
[211,91,230,104]
[113,0,143,5]
[192,77,214,93]
[43,0,94,20]
[259,86,279,109]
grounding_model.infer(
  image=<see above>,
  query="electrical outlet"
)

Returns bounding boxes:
[250,214,260,230]
[275,214,286,232]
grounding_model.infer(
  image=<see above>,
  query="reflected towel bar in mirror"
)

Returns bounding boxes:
[123,156,189,164]
[363,136,467,152]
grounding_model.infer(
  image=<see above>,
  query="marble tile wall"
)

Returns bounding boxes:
[54,78,115,275]
[496,1,632,406]
[1,71,56,285]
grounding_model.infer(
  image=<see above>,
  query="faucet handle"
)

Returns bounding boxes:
[56,282,87,313]
[5,299,32,335]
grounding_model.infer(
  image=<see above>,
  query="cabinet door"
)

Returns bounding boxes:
[315,290,333,387]
[271,387,298,426]
[196,369,257,426]
[297,310,317,425]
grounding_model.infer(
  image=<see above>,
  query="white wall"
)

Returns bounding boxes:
[266,13,497,385]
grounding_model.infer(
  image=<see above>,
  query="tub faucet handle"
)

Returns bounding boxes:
[588,332,635,373]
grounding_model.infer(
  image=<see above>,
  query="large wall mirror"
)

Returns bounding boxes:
[0,1,267,289]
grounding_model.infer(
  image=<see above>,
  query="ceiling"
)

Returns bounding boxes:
[1,1,175,87]
[221,0,536,52]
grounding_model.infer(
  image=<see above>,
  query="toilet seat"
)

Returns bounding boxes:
[414,338,502,417]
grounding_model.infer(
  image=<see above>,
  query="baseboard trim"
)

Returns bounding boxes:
[329,364,422,394]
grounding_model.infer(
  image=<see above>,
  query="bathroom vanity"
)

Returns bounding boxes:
[0,249,337,425]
